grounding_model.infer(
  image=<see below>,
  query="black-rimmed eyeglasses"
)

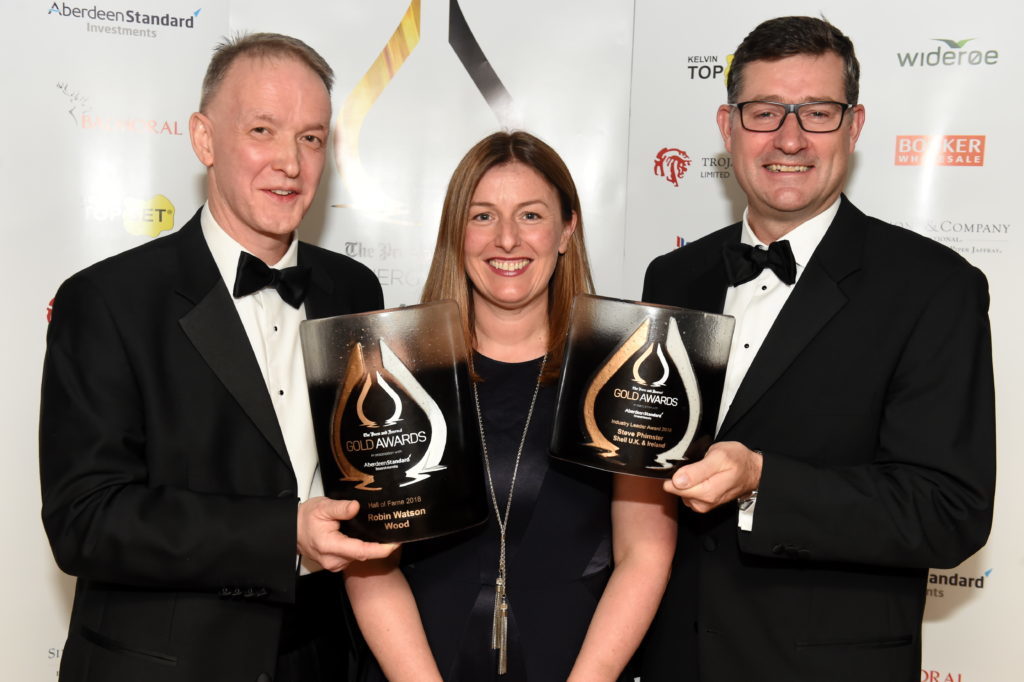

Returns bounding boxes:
[733,101,854,133]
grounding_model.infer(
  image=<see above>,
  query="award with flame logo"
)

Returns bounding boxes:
[301,301,487,542]
[551,295,734,477]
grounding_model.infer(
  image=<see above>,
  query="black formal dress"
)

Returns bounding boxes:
[359,353,616,681]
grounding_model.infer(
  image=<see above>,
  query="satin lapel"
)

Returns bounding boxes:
[299,244,345,321]
[687,257,731,315]
[718,198,865,435]
[174,213,290,465]
[672,224,738,315]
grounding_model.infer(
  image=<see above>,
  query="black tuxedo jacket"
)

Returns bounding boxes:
[40,210,383,682]
[639,197,995,682]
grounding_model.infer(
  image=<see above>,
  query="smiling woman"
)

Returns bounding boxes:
[462,161,576,350]
[343,131,678,682]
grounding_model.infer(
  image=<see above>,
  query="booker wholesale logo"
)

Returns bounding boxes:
[48,3,201,38]
[654,148,693,187]
[897,37,999,67]
[895,135,985,166]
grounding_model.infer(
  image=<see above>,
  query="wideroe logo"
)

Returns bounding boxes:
[896,38,998,67]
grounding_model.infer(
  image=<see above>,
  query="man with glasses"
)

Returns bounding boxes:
[640,16,995,682]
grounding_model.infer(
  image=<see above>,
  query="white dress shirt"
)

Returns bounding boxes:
[201,205,323,572]
[719,198,839,530]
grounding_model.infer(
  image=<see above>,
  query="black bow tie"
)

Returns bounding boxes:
[232,251,311,308]
[722,240,797,286]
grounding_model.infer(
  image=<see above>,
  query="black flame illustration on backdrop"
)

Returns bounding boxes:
[333,0,514,214]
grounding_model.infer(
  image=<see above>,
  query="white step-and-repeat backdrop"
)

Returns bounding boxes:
[3,1,1018,679]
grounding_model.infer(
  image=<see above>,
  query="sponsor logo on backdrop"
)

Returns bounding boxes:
[57,81,182,134]
[894,218,1009,256]
[344,240,426,289]
[655,150,734,186]
[48,3,201,38]
[654,148,692,187]
[80,115,183,136]
[56,82,92,123]
[897,37,999,68]
[894,135,985,166]
[921,670,966,682]
[675,237,687,248]
[700,155,732,179]
[85,194,176,237]
[46,298,54,323]
[686,55,727,81]
[925,568,991,599]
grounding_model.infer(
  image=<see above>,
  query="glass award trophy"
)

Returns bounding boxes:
[301,300,487,542]
[551,294,734,477]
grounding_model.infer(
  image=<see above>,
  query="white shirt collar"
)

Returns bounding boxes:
[740,196,840,271]
[200,203,300,292]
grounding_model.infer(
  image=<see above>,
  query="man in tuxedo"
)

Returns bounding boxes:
[640,16,995,682]
[40,33,396,682]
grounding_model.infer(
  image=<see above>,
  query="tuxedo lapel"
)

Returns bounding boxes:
[673,224,738,314]
[719,198,865,435]
[299,244,345,321]
[174,214,290,465]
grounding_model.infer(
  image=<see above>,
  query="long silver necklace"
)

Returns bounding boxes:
[471,352,547,676]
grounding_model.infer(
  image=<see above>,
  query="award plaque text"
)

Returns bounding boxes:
[301,301,487,542]
[551,294,734,477]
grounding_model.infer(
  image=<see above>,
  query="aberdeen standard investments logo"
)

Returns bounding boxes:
[926,568,991,599]
[897,37,999,67]
[48,3,201,34]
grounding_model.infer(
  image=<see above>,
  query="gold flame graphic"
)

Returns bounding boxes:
[332,0,421,213]
[331,343,380,490]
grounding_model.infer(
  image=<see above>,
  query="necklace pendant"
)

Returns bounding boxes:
[491,576,505,650]
[497,599,509,675]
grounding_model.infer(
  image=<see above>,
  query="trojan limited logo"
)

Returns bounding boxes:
[654,148,692,187]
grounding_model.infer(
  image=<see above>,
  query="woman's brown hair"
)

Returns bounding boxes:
[420,131,594,382]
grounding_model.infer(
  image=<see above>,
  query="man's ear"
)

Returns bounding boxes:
[716,105,735,153]
[847,104,866,151]
[189,112,214,167]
